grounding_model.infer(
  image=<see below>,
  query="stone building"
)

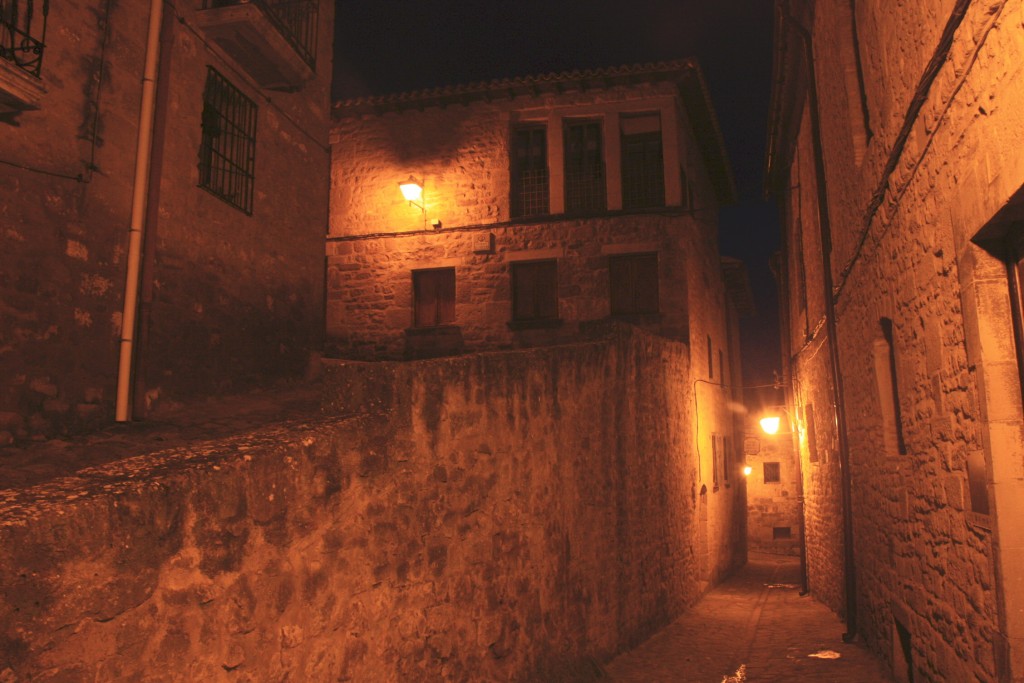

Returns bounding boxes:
[767,1,1024,680]
[0,0,334,441]
[326,59,737,370]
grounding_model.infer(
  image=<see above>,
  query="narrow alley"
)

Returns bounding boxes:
[605,554,892,682]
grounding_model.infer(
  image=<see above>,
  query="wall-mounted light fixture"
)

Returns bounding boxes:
[399,176,424,209]
[743,465,753,477]
[759,415,782,435]
[758,407,795,435]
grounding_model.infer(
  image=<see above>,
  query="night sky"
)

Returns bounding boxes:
[332,0,782,386]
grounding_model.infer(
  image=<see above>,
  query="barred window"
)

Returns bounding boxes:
[621,113,665,210]
[512,260,558,322]
[510,125,548,218]
[763,462,781,483]
[198,68,257,214]
[609,252,659,316]
[564,119,605,213]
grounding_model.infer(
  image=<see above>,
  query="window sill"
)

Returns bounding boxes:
[507,318,564,331]
[964,511,992,532]
[405,324,460,336]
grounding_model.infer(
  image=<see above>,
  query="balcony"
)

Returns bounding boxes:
[197,0,317,91]
[0,0,48,112]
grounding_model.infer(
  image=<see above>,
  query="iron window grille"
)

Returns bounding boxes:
[413,268,456,328]
[198,67,257,215]
[510,124,549,218]
[564,119,605,213]
[202,0,318,68]
[763,462,781,483]
[609,252,659,316]
[621,113,665,209]
[512,260,558,322]
[0,0,48,78]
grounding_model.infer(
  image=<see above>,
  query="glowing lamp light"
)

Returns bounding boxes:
[743,465,753,477]
[759,415,782,435]
[399,176,423,206]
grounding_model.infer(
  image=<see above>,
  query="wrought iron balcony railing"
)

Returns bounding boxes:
[203,0,317,68]
[0,0,48,78]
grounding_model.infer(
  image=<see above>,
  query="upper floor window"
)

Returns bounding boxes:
[873,317,907,455]
[512,260,558,322]
[413,267,456,328]
[564,119,605,213]
[510,124,548,218]
[620,113,665,209]
[609,252,659,316]
[0,0,48,78]
[198,68,257,214]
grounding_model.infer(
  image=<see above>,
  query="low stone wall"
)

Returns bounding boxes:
[0,328,743,681]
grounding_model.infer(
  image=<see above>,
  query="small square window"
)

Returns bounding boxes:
[773,526,792,540]
[198,67,257,214]
[512,260,558,322]
[413,268,455,328]
[763,462,781,483]
[609,252,659,316]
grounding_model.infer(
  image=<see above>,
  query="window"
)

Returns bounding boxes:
[773,526,792,540]
[718,349,725,384]
[413,268,455,328]
[512,260,558,322]
[707,335,714,378]
[510,125,548,218]
[763,462,781,483]
[804,403,820,463]
[620,113,665,209]
[609,253,659,315]
[198,68,257,214]
[712,435,721,490]
[723,435,731,483]
[874,317,907,454]
[564,119,605,213]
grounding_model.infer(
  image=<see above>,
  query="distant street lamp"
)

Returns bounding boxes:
[759,415,782,435]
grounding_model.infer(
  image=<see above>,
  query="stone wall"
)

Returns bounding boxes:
[743,424,801,557]
[771,1,1024,680]
[0,0,334,442]
[0,328,745,681]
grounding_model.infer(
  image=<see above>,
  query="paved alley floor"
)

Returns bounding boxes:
[603,553,893,682]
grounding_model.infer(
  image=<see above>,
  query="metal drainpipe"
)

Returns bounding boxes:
[115,0,165,422]
[778,1,859,640]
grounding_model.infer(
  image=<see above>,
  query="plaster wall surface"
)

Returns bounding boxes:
[772,1,1024,680]
[0,328,746,681]
[0,0,333,443]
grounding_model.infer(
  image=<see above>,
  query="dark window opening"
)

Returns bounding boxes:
[620,113,664,209]
[413,268,455,328]
[712,435,720,490]
[707,335,714,379]
[763,462,781,483]
[773,526,792,540]
[1007,230,1024,408]
[198,68,257,215]
[723,435,731,482]
[967,450,990,516]
[718,349,725,385]
[0,0,48,78]
[564,119,605,213]
[609,252,659,316]
[512,260,558,322]
[894,618,914,683]
[805,403,820,463]
[880,317,907,454]
[511,125,548,218]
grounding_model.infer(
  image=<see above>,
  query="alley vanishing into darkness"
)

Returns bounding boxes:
[605,554,892,682]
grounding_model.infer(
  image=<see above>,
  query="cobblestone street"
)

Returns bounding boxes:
[604,553,893,682]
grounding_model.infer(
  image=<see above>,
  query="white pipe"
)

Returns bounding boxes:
[115,0,164,422]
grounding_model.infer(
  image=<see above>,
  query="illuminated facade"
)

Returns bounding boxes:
[768,1,1024,680]
[327,60,738,371]
[0,0,334,440]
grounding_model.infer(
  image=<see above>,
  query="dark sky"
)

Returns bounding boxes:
[332,0,782,386]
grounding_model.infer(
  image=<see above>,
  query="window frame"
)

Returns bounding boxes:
[412,267,456,329]
[198,67,258,215]
[510,123,549,218]
[563,118,606,214]
[511,259,559,324]
[620,112,666,210]
[763,461,781,484]
[608,252,659,317]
